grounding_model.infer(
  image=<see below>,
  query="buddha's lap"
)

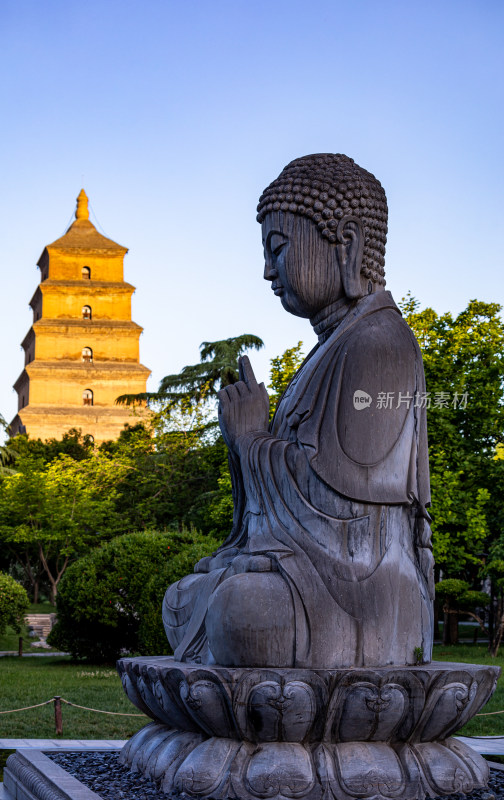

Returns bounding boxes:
[205,571,296,667]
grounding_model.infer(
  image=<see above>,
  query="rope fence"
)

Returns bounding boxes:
[0,699,54,714]
[475,709,504,717]
[0,696,145,735]
[60,698,145,716]
[1,695,504,737]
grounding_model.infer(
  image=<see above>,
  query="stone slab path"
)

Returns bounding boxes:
[457,735,504,755]
[0,739,125,749]
[0,736,502,753]
[0,652,69,657]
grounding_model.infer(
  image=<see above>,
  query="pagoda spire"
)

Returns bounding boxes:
[76,189,89,221]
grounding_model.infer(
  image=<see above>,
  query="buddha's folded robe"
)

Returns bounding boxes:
[163,291,434,668]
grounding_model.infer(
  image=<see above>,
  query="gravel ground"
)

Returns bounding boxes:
[48,751,504,800]
[49,751,168,799]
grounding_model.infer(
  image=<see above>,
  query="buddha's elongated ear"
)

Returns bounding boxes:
[336,215,364,299]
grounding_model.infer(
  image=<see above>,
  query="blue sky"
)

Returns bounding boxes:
[0,0,502,428]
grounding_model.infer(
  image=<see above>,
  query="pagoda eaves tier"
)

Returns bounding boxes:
[10,190,151,443]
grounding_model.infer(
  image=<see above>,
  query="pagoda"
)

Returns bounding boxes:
[10,190,150,443]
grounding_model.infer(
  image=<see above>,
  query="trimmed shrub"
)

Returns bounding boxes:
[0,572,30,635]
[48,529,220,661]
[435,579,489,608]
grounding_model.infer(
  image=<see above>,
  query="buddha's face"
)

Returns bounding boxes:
[262,212,344,318]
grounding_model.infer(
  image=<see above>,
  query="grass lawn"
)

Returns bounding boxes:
[0,657,147,740]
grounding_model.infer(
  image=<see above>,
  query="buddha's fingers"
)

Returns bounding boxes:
[239,355,258,388]
[218,387,231,406]
[233,381,249,398]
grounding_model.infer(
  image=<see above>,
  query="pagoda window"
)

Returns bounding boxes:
[82,305,92,320]
[82,266,91,280]
[83,389,93,406]
[82,347,93,363]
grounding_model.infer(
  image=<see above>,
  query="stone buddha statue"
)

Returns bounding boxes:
[163,153,434,670]
[117,156,495,800]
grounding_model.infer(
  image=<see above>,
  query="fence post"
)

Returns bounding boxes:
[54,696,63,735]
[18,637,23,657]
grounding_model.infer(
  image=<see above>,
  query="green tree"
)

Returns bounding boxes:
[9,428,95,465]
[206,461,234,533]
[401,296,504,651]
[401,295,504,459]
[0,572,29,635]
[117,334,264,411]
[0,414,16,475]
[268,341,304,419]
[0,452,120,603]
[435,578,489,645]
[401,296,504,574]
[98,414,228,535]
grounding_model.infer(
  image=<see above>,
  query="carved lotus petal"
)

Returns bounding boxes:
[173,737,240,797]
[335,742,406,799]
[180,678,236,738]
[119,670,153,719]
[151,678,195,731]
[130,722,169,773]
[412,742,479,796]
[444,738,489,787]
[119,721,165,768]
[419,680,473,742]
[245,742,315,799]
[153,731,205,788]
[337,682,407,742]
[248,680,316,742]
[136,727,176,778]
[136,676,171,725]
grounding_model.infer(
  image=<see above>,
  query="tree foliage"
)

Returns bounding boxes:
[116,334,264,411]
[0,414,17,475]
[0,572,29,635]
[48,529,220,661]
[268,342,304,419]
[0,447,120,602]
[400,295,504,578]
[402,295,504,654]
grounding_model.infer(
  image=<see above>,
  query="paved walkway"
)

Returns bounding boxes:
[0,736,502,754]
[456,736,504,755]
[0,738,125,749]
[0,652,69,658]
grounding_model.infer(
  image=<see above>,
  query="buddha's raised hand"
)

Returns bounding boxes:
[217,356,269,450]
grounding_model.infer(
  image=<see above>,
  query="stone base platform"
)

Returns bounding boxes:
[117,656,501,800]
[3,750,102,800]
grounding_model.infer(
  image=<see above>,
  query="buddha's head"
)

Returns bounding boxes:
[257,154,387,319]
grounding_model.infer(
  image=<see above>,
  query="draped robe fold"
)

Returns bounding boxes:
[163,291,434,668]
